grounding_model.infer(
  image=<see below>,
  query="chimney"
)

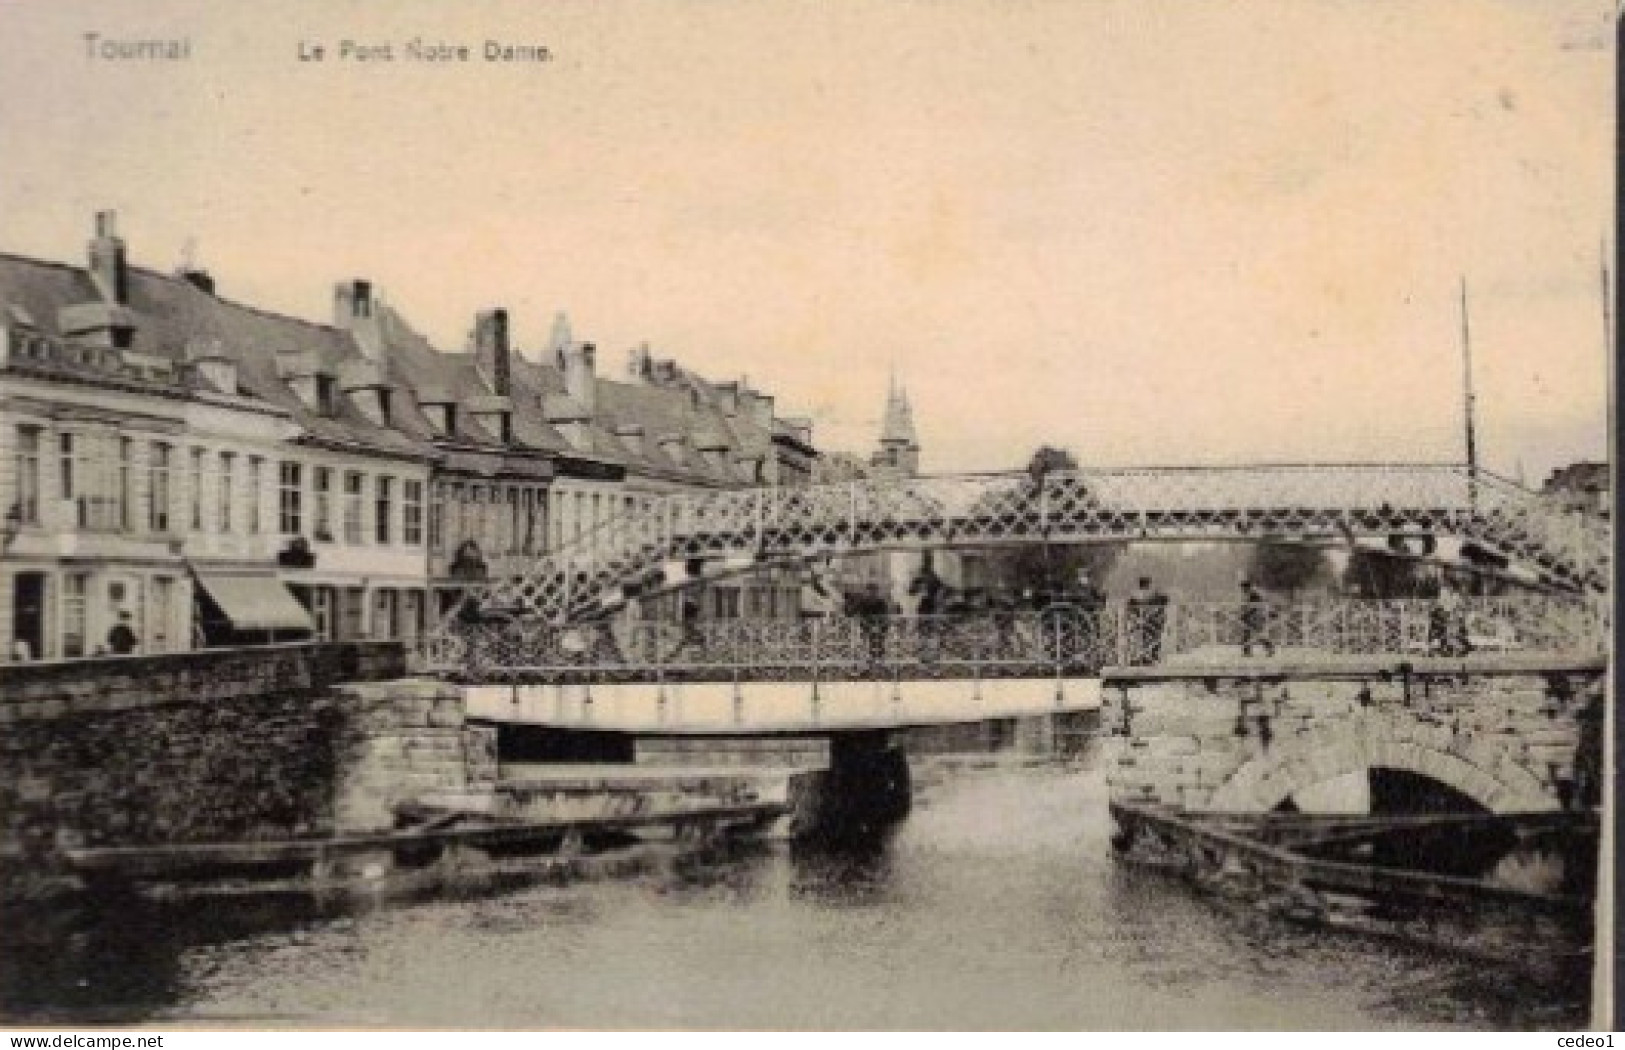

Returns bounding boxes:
[627,342,652,380]
[88,210,128,304]
[333,279,383,360]
[474,308,511,395]
[564,342,597,417]
[715,380,740,415]
[747,390,774,429]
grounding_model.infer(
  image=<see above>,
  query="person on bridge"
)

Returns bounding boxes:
[679,593,704,654]
[990,588,1018,660]
[1126,576,1168,665]
[909,562,948,663]
[1429,579,1469,657]
[1073,569,1107,669]
[853,582,892,667]
[1239,579,1275,658]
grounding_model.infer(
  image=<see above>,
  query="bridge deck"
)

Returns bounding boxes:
[466,676,1101,733]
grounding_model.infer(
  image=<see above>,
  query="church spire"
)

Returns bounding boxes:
[548,311,573,368]
[873,372,921,476]
[879,373,918,449]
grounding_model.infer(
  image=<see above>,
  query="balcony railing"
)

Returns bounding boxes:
[415,595,1606,682]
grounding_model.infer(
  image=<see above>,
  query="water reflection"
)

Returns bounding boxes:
[0,761,1594,1030]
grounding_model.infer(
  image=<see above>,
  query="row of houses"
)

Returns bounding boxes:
[0,211,889,662]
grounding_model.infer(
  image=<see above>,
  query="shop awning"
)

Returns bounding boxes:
[194,573,316,634]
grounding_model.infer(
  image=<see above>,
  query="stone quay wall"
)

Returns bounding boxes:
[0,645,493,860]
[1101,655,1605,815]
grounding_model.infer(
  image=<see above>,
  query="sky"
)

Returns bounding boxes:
[0,0,1612,481]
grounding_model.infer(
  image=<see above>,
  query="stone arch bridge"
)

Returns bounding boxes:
[1102,654,1605,817]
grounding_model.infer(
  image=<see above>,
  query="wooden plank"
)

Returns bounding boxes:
[1112,802,1590,918]
[1185,810,1593,850]
[61,802,786,878]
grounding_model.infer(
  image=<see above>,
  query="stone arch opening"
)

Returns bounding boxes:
[1207,726,1556,815]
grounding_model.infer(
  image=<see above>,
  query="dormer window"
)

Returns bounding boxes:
[376,387,392,427]
[418,400,458,436]
[315,375,337,416]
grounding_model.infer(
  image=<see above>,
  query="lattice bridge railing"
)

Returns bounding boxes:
[449,464,1607,629]
[417,595,1605,683]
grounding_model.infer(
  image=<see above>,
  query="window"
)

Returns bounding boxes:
[278,461,303,535]
[313,466,333,540]
[506,487,520,554]
[428,483,445,551]
[118,438,132,530]
[485,486,502,553]
[218,451,235,533]
[246,456,263,534]
[148,442,171,532]
[403,479,423,545]
[444,483,463,550]
[151,576,172,653]
[373,588,397,640]
[56,432,122,531]
[13,425,40,525]
[190,447,206,531]
[401,590,423,641]
[523,488,543,554]
[375,475,393,544]
[315,375,337,416]
[61,572,88,658]
[341,586,365,639]
[59,434,75,501]
[343,471,364,543]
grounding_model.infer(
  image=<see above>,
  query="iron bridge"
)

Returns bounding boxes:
[435,462,1606,630]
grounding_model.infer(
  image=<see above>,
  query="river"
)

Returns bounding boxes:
[0,747,1593,1030]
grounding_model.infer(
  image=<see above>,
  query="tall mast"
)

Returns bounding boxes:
[1460,277,1479,479]
[1602,239,1613,361]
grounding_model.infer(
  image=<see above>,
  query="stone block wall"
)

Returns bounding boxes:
[0,642,405,721]
[327,680,486,833]
[1101,656,1604,814]
[0,663,479,856]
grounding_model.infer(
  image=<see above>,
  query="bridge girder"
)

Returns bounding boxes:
[453,464,1607,626]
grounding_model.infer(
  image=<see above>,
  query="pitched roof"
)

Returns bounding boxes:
[0,253,430,462]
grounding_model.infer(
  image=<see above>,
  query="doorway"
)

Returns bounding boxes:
[11,572,46,661]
